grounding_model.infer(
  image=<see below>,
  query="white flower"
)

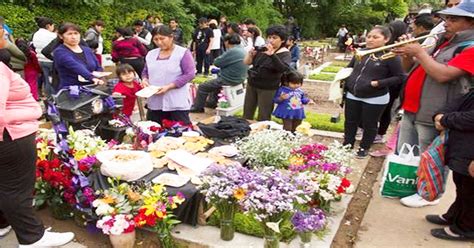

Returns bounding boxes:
[266,219,282,234]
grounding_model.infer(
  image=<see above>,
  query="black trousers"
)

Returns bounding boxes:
[442,171,474,238]
[282,119,302,133]
[210,49,222,65]
[243,84,276,121]
[378,87,400,136]
[147,109,191,126]
[0,131,44,244]
[195,45,210,75]
[343,98,387,150]
[193,78,224,110]
[119,57,145,78]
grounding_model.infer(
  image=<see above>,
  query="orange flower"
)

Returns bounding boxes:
[233,188,246,200]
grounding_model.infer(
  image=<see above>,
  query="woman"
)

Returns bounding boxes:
[111,27,148,77]
[54,23,104,89]
[32,16,56,97]
[428,90,474,241]
[142,25,195,125]
[84,20,105,54]
[248,27,265,47]
[0,50,74,247]
[286,35,300,70]
[209,19,222,65]
[343,26,404,158]
[243,24,291,121]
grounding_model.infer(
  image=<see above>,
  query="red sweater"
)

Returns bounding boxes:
[111,38,148,62]
[113,81,142,116]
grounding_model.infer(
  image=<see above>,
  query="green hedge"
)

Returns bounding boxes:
[234,110,344,133]
[308,73,335,81]
[192,75,212,85]
[330,61,350,67]
[0,3,195,53]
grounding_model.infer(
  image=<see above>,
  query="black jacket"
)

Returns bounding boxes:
[248,50,291,90]
[344,53,405,98]
[435,89,474,176]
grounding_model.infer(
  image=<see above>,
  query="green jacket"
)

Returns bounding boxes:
[214,45,248,85]
[5,42,26,71]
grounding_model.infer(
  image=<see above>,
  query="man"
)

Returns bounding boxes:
[190,34,248,113]
[133,20,152,47]
[192,17,214,75]
[144,14,155,32]
[336,24,348,52]
[411,14,435,41]
[394,0,474,208]
[169,18,184,46]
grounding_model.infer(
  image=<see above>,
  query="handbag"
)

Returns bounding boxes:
[417,132,449,201]
[380,143,420,198]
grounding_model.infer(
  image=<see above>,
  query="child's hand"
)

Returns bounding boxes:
[280,93,289,100]
[308,99,316,105]
[141,78,150,88]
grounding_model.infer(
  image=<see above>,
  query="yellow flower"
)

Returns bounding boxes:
[101,195,115,204]
[127,190,141,202]
[152,184,164,195]
[74,150,87,160]
[233,188,246,200]
[289,155,305,166]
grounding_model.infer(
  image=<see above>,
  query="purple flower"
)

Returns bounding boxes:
[291,208,326,232]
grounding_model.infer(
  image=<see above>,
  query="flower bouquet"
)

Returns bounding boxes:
[134,184,185,248]
[93,179,142,247]
[217,91,230,108]
[291,208,327,247]
[236,130,307,169]
[67,127,106,161]
[239,168,307,248]
[199,164,251,241]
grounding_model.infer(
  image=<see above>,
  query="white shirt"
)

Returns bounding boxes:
[211,29,222,50]
[32,28,57,63]
[97,35,104,54]
[346,92,390,105]
[422,21,445,47]
[254,36,265,47]
[136,32,152,46]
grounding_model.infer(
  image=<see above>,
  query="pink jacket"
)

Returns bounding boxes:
[0,62,42,141]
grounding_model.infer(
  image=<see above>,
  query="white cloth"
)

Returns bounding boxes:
[136,32,152,46]
[422,21,445,47]
[97,35,104,54]
[254,36,265,47]
[211,29,222,50]
[346,92,389,105]
[32,28,57,62]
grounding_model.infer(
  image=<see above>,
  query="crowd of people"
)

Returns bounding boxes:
[0,0,473,246]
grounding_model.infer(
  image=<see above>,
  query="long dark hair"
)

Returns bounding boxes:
[15,38,32,60]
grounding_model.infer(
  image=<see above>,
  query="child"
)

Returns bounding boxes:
[273,70,311,132]
[112,64,142,117]
[16,38,41,101]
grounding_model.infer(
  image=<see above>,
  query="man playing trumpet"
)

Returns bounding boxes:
[392,0,474,235]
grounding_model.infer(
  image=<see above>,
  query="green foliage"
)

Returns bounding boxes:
[208,211,296,242]
[308,73,335,81]
[192,75,211,84]
[234,109,344,133]
[330,61,350,67]
[321,66,343,73]
[300,41,330,48]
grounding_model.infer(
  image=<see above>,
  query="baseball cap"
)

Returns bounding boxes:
[438,0,474,18]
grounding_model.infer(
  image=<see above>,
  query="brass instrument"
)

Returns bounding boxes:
[354,32,444,61]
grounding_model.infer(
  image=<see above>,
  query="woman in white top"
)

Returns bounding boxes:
[248,27,265,47]
[32,16,57,97]
[209,19,222,65]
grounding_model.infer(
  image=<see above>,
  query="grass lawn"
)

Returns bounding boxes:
[308,73,335,81]
[234,110,344,133]
[321,66,344,73]
[330,61,350,67]
[192,75,211,84]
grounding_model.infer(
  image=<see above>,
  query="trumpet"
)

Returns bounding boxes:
[354,32,444,61]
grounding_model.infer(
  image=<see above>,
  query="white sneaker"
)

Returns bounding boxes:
[0,225,12,237]
[18,228,74,247]
[400,194,440,208]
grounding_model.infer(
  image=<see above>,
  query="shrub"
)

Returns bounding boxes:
[309,73,335,81]
[192,75,211,85]
[321,66,343,73]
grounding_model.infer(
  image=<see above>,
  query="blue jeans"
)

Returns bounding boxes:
[397,112,438,155]
[39,61,54,97]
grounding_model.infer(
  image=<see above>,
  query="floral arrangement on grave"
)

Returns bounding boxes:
[236,129,307,169]
[67,127,106,161]
[289,141,354,211]
[291,208,327,246]
[217,90,230,108]
[199,163,251,241]
[239,168,310,248]
[134,184,185,248]
[35,158,75,219]
[93,178,142,238]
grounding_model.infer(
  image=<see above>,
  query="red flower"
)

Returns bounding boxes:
[341,178,351,188]
[78,164,89,173]
[337,185,346,194]
[50,158,61,169]
[149,126,161,132]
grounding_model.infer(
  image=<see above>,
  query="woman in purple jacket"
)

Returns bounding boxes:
[54,23,104,89]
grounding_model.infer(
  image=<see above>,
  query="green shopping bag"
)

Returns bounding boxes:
[380,144,419,198]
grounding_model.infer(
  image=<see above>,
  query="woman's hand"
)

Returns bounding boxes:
[92,78,105,85]
[141,78,150,88]
[155,84,175,95]
[434,114,445,131]
[264,43,275,56]
[249,47,257,57]
[469,161,474,178]
[370,81,379,87]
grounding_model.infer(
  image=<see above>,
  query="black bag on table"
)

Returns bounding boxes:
[197,116,250,139]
